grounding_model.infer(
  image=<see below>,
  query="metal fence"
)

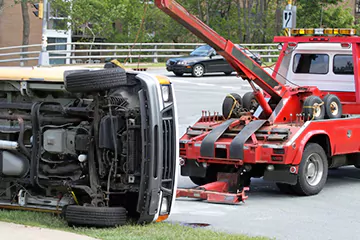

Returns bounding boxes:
[0,42,280,66]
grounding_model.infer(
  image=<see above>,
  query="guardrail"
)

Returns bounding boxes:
[0,42,280,66]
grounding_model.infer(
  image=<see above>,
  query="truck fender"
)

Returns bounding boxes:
[291,130,331,166]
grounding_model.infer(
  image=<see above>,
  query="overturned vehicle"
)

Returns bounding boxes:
[0,65,178,227]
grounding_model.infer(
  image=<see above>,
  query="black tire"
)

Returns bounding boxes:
[63,205,127,227]
[302,95,325,121]
[276,183,295,194]
[192,64,205,77]
[292,143,328,196]
[222,93,242,119]
[243,92,259,112]
[323,94,342,119]
[173,71,183,77]
[64,68,127,93]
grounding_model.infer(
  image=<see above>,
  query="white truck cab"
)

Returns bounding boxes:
[276,42,354,93]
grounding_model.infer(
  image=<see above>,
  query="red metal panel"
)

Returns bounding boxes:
[352,43,360,103]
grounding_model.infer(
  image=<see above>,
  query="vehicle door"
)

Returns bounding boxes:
[204,50,233,73]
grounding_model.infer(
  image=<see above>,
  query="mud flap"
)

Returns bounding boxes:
[229,120,267,159]
[200,119,237,157]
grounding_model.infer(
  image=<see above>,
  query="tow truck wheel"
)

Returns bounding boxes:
[243,92,259,112]
[302,95,325,121]
[293,143,328,196]
[323,94,342,119]
[222,93,242,119]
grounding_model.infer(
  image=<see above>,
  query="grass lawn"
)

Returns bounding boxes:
[0,209,270,240]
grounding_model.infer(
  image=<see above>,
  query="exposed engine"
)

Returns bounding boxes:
[0,80,144,209]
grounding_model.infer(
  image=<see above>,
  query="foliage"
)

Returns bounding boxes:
[42,0,360,43]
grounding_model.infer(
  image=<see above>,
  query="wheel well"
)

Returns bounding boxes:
[307,134,331,157]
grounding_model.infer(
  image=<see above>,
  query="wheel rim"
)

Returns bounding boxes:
[313,103,322,118]
[330,101,339,116]
[305,153,324,186]
[194,65,204,76]
[250,99,258,110]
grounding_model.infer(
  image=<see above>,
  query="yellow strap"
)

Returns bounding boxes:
[71,191,79,205]
[303,102,324,120]
[111,59,125,69]
[226,94,239,120]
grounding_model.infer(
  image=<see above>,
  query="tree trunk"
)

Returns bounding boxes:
[21,0,30,66]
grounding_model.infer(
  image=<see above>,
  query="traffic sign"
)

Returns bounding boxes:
[283,6,296,29]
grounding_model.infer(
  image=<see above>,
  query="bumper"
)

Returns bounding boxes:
[166,65,193,73]
[136,74,178,223]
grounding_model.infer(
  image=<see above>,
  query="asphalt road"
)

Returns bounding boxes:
[149,68,360,240]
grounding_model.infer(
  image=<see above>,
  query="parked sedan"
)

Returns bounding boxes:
[166,44,262,77]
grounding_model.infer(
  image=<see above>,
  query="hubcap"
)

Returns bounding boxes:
[194,65,204,76]
[330,101,339,115]
[305,153,324,186]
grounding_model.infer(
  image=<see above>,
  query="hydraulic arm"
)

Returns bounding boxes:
[155,0,287,115]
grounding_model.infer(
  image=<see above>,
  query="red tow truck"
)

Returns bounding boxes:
[155,0,360,204]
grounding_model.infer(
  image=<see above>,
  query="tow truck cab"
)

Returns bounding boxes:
[179,28,360,197]
[275,42,355,98]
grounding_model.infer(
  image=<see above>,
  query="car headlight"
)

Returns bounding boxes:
[177,61,188,65]
[162,85,170,102]
[160,197,168,215]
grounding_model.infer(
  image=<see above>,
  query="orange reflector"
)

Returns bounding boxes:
[156,214,169,222]
[155,75,171,85]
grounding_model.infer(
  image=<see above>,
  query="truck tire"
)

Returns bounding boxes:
[63,205,127,227]
[64,68,127,93]
[222,93,242,119]
[323,94,342,119]
[242,92,259,112]
[302,95,325,120]
[293,143,328,196]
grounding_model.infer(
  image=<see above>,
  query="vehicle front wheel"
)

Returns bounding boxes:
[63,205,127,227]
[192,64,205,77]
[293,143,328,196]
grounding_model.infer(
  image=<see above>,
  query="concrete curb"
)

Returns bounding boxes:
[0,221,98,240]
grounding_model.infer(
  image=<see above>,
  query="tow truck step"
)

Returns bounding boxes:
[176,172,249,204]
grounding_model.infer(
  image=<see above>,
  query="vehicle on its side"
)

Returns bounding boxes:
[166,44,262,77]
[0,65,178,227]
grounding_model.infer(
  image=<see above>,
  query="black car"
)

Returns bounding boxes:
[166,44,262,77]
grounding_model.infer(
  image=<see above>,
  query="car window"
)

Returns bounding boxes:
[333,54,354,75]
[190,45,214,57]
[293,53,329,74]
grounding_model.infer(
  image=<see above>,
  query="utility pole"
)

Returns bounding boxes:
[38,0,50,66]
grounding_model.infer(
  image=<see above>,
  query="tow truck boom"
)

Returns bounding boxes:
[155,0,286,115]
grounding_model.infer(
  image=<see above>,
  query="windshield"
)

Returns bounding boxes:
[190,45,214,56]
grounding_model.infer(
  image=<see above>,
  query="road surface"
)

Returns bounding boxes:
[149,68,360,240]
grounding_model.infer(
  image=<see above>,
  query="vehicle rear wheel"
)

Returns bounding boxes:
[63,205,127,227]
[323,94,342,119]
[292,143,328,196]
[222,93,242,119]
[64,68,127,93]
[243,92,259,112]
[192,64,205,77]
[302,95,325,120]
